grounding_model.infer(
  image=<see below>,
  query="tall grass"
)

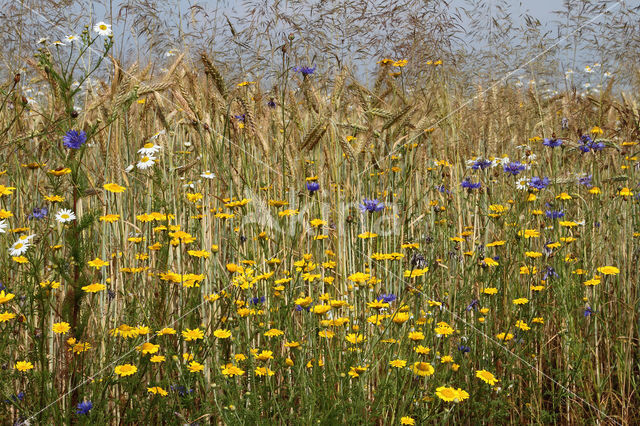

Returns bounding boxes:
[0,10,639,425]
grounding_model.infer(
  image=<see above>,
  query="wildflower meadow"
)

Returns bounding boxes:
[1,2,640,425]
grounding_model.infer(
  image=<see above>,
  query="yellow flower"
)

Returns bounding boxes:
[15,361,34,372]
[0,290,16,304]
[482,257,499,267]
[264,328,284,338]
[187,361,204,373]
[103,183,126,193]
[157,327,177,335]
[408,331,425,341]
[0,185,16,197]
[525,251,543,258]
[213,329,232,339]
[136,342,160,354]
[278,209,299,217]
[512,298,528,305]
[82,283,106,293]
[555,192,572,200]
[400,417,415,425]
[435,386,468,402]
[583,277,601,286]
[389,359,407,368]
[255,366,275,376]
[619,187,634,197]
[147,386,168,396]
[182,328,204,341]
[48,167,72,176]
[150,355,166,363]
[99,214,120,223]
[597,266,619,275]
[0,311,17,322]
[87,258,108,269]
[114,364,137,377]
[221,364,245,377]
[496,332,514,341]
[412,361,434,376]
[358,232,378,239]
[52,322,71,334]
[482,287,498,295]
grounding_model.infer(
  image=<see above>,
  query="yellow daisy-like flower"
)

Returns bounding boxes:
[103,183,126,193]
[0,290,16,304]
[82,283,106,293]
[596,266,619,275]
[411,361,434,376]
[15,361,34,372]
[182,328,204,341]
[114,364,137,377]
[389,359,407,368]
[278,209,299,217]
[408,331,425,341]
[0,185,16,197]
[99,214,120,223]
[147,386,168,396]
[482,287,498,295]
[264,328,284,338]
[400,416,415,425]
[0,311,17,322]
[136,342,160,354]
[52,322,71,334]
[150,355,166,363]
[213,329,232,339]
[187,361,204,373]
[435,386,468,402]
[87,258,109,269]
[512,298,528,305]
[619,187,634,197]
[48,167,72,176]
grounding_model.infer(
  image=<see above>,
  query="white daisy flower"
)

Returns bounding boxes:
[56,209,76,223]
[149,130,166,140]
[51,40,65,46]
[93,21,112,37]
[201,171,215,179]
[37,37,48,44]
[9,240,30,256]
[137,155,156,169]
[515,177,529,191]
[125,164,135,173]
[137,142,161,156]
[17,234,36,243]
[165,50,177,57]
[584,65,593,73]
[65,34,79,43]
[0,220,7,233]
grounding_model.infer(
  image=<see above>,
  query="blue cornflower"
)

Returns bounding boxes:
[6,391,25,404]
[584,307,594,317]
[465,299,479,311]
[76,400,93,415]
[306,181,320,193]
[578,174,593,188]
[461,178,481,190]
[267,99,276,108]
[503,162,526,176]
[234,114,246,122]
[359,199,384,213]
[377,294,397,303]
[543,266,558,281]
[293,65,316,76]
[543,138,563,148]
[250,296,265,305]
[62,130,87,149]
[436,184,450,194]
[545,209,564,219]
[529,176,550,190]
[458,345,471,354]
[29,206,48,220]
[471,158,492,170]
